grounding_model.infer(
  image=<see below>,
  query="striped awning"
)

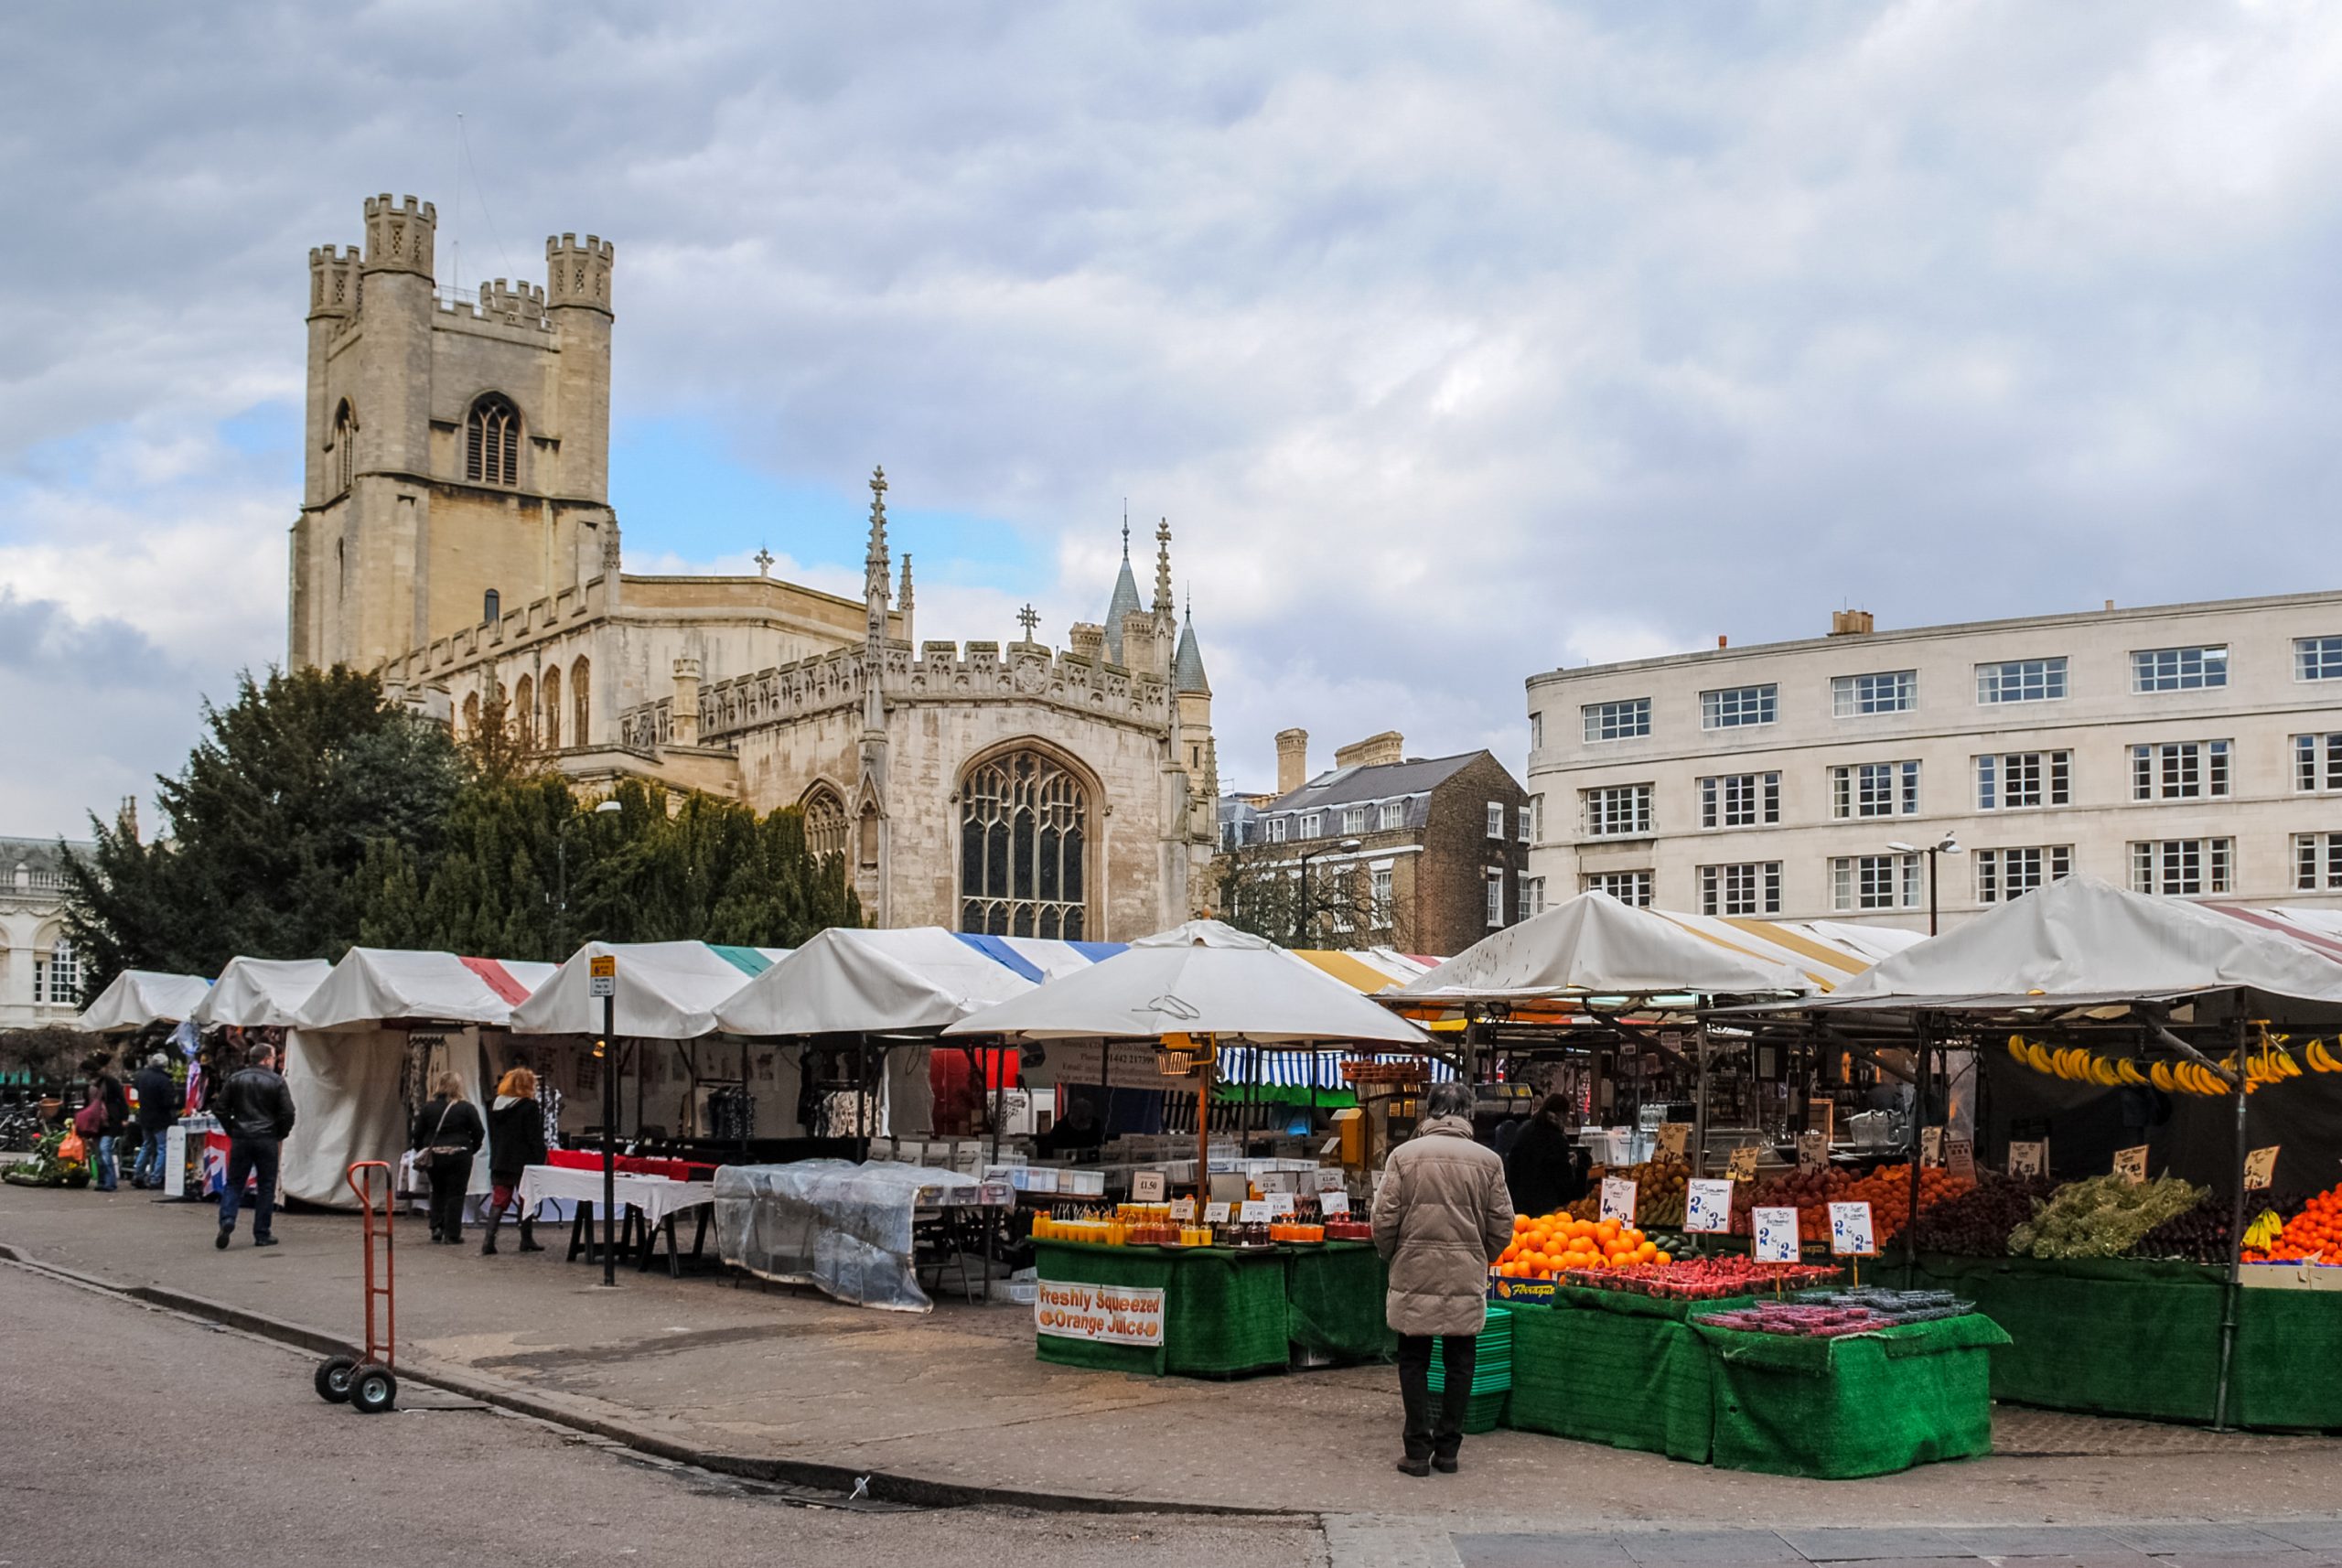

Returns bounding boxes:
[1647,912,1925,993]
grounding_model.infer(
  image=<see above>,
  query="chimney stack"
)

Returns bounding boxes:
[1275,728,1309,795]
[1828,609,1875,637]
[1334,731,1405,769]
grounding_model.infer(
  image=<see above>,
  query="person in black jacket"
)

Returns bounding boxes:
[480,1067,549,1256]
[215,1042,296,1247]
[130,1052,179,1189]
[410,1072,486,1245]
[84,1053,133,1193]
[1503,1094,1592,1219]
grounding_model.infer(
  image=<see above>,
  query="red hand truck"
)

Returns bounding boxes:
[315,1159,398,1414]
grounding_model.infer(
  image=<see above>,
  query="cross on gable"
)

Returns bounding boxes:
[1016,604,1041,640]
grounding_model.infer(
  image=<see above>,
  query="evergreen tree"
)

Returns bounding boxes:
[63,666,463,994]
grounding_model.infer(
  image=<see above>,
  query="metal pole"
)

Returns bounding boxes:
[1928,846,1940,937]
[1196,1042,1213,1204]
[600,988,617,1288]
[2214,1017,2250,1431]
[1906,1018,1928,1286]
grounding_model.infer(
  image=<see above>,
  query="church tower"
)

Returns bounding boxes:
[289,194,618,671]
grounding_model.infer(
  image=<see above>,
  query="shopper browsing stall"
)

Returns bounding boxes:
[410,1073,485,1246]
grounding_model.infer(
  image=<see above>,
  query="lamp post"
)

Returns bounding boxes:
[1294,836,1365,943]
[558,798,627,954]
[1885,832,1962,937]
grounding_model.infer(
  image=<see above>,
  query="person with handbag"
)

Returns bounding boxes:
[480,1067,549,1256]
[215,1042,296,1248]
[77,1053,131,1193]
[410,1072,486,1245]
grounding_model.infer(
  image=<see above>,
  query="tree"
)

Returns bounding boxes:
[1209,843,1411,951]
[63,666,464,994]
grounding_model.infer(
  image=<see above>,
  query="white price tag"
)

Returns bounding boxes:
[1267,1192,1296,1217]
[1752,1206,1800,1263]
[1169,1197,1196,1221]
[2113,1145,2148,1186]
[1239,1199,1272,1224]
[1946,1137,1976,1183]
[1921,1127,1944,1165]
[1319,1191,1350,1216]
[1204,1201,1231,1224]
[1313,1167,1348,1192]
[1132,1170,1167,1202]
[1599,1176,1638,1225]
[1829,1201,1876,1257]
[2245,1145,2280,1191]
[1684,1178,1735,1235]
[2008,1140,2047,1179]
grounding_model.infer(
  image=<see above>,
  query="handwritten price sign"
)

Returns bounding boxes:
[1945,1137,1976,1182]
[1921,1127,1944,1165]
[1657,1122,1691,1159]
[1599,1176,1638,1225]
[1796,1131,1828,1172]
[1752,1206,1800,1263]
[1685,1178,1735,1234]
[2113,1145,2148,1186]
[1828,1201,1877,1257]
[2007,1140,2047,1179]
[1726,1145,1761,1182]
[2245,1146,2280,1190]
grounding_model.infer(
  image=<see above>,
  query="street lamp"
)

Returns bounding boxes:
[557,797,627,954]
[1885,832,1962,937]
[1295,836,1365,943]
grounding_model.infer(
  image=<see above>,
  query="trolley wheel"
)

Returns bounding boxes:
[349,1363,398,1415]
[315,1354,359,1404]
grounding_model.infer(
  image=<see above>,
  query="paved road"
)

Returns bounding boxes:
[0,1261,1328,1568]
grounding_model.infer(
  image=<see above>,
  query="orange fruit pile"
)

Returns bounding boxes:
[1493,1211,1670,1278]
[2260,1185,2342,1262]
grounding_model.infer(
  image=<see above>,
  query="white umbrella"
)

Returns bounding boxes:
[944,918,1433,1045]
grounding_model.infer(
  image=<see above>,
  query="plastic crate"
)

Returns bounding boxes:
[1463,1389,1508,1434]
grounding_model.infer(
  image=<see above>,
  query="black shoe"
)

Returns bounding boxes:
[428,1230,444,1244]
[1395,1457,1431,1478]
[215,1226,232,1251]
[1433,1455,1459,1474]
[518,1237,546,1253]
[481,1238,498,1255]
[254,1236,279,1247]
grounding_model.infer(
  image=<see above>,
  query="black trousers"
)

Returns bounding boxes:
[1395,1332,1477,1461]
[426,1154,473,1240]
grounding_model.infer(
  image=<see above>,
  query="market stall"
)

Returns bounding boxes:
[181,957,334,1201]
[714,1157,985,1311]
[1745,875,2342,1431]
[73,969,211,1033]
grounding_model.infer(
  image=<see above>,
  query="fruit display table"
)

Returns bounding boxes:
[1505,1285,1754,1462]
[1282,1240,1392,1364]
[1692,1314,2010,1479]
[1915,1254,2342,1430]
[1031,1239,1291,1378]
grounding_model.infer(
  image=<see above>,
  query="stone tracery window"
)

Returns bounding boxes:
[801,785,848,862]
[959,749,1090,939]
[466,392,520,486]
[540,665,562,749]
[332,400,358,492]
[462,691,481,736]
[514,673,534,748]
[571,657,591,746]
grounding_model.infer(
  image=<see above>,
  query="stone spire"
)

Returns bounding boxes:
[897,552,914,646]
[1173,598,1210,695]
[864,466,891,621]
[1101,513,1144,665]
[1152,519,1175,621]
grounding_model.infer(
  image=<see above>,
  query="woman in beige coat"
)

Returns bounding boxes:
[1370,1079,1514,1476]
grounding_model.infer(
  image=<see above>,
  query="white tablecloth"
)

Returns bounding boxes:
[518,1165,716,1227]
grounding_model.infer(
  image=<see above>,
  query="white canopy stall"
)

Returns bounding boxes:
[283,948,553,1207]
[74,971,212,1034]
[193,957,332,1029]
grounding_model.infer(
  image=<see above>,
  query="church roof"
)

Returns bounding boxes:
[1173,610,1209,694]
[1101,530,1144,664]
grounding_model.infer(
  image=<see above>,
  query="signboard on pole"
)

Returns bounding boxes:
[1599,1176,1638,1225]
[1828,1201,1877,1257]
[588,954,617,999]
[1685,1178,1735,1234]
[1752,1207,1800,1263]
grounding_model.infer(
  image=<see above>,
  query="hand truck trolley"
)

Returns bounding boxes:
[315,1159,398,1414]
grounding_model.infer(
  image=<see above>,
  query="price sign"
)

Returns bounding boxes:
[1685,1178,1735,1234]
[1319,1191,1350,1216]
[1239,1199,1273,1224]
[588,954,617,998]
[1599,1176,1638,1224]
[1169,1197,1196,1221]
[2245,1145,2281,1191]
[1726,1144,1761,1182]
[1132,1170,1167,1202]
[1313,1167,1348,1192]
[1796,1131,1828,1172]
[1945,1137,1976,1183]
[2008,1140,2047,1180]
[1921,1127,1944,1165]
[1657,1122,1691,1160]
[1267,1192,1297,1217]
[2112,1145,2148,1186]
[1752,1207,1801,1263]
[1204,1201,1231,1224]
[1829,1201,1877,1257]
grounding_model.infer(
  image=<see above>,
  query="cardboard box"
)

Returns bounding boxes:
[2240,1262,2342,1292]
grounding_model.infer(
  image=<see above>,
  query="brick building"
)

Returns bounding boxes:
[1214,730,1531,957]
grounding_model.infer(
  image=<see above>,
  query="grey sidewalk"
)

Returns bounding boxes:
[1453,1520,2342,1567]
[5,1181,2340,1531]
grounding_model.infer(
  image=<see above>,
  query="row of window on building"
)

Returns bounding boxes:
[1578,832,2342,917]
[1536,637,2342,749]
[1229,798,1530,850]
[1570,732,2342,841]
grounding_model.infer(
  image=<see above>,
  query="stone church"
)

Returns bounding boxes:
[291,193,1219,938]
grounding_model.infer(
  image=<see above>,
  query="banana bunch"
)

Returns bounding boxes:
[2245,1209,2285,1251]
[2301,1038,2342,1074]
[2003,1034,2283,1095]
[2004,1035,2143,1086]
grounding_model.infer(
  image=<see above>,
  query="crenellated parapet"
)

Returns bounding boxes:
[372,574,608,684]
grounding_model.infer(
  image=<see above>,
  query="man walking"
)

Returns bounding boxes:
[1370,1079,1513,1477]
[215,1042,295,1249]
[130,1052,179,1190]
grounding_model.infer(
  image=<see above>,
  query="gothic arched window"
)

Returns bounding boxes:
[513,673,534,748]
[332,400,358,492]
[958,749,1090,939]
[466,392,520,486]
[571,657,591,746]
[540,665,562,749]
[801,785,848,862]
[462,691,481,736]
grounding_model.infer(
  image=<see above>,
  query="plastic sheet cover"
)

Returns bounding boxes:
[714,1159,980,1312]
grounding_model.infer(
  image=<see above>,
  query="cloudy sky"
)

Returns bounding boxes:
[6,1,2341,837]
